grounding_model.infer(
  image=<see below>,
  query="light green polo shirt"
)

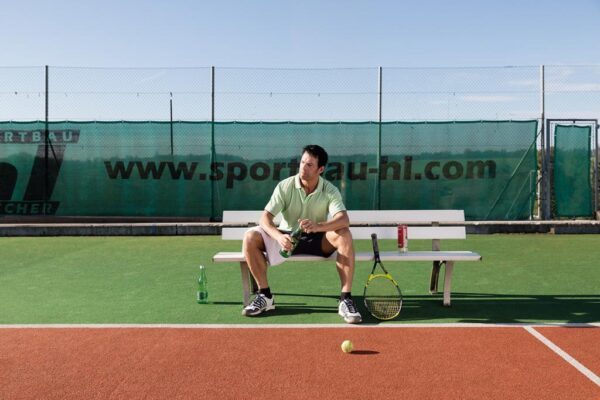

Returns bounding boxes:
[265,174,346,231]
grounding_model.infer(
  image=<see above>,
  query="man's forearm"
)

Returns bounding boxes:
[260,211,283,239]
[301,211,349,233]
[317,216,349,232]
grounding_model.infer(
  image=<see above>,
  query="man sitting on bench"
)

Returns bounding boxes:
[242,144,362,324]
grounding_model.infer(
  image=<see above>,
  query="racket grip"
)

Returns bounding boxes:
[371,233,380,254]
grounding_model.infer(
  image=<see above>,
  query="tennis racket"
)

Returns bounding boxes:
[363,233,403,320]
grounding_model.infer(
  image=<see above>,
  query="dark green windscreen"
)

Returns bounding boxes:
[553,124,592,217]
[0,120,537,220]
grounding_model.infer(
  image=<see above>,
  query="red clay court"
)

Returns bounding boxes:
[1,324,599,399]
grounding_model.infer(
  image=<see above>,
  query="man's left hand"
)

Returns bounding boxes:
[299,219,320,233]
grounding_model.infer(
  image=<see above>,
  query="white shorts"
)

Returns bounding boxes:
[243,226,286,266]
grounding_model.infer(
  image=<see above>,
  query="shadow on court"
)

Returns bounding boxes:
[208,292,600,323]
[374,293,600,324]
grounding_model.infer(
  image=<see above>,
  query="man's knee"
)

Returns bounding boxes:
[336,227,353,242]
[243,230,264,252]
[327,227,353,247]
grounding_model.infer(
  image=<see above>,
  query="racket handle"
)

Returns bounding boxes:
[371,233,380,254]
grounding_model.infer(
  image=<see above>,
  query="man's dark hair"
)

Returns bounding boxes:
[302,144,328,168]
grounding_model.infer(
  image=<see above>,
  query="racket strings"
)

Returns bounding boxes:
[365,298,402,320]
[364,275,402,320]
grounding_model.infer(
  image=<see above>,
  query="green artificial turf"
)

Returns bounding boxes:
[1,235,599,324]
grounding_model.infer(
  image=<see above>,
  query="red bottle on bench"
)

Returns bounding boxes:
[397,224,408,253]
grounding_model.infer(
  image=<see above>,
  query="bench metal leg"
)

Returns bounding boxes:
[429,261,442,294]
[430,238,442,294]
[442,261,454,306]
[240,261,258,306]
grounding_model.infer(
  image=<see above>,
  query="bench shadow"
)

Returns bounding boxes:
[269,305,338,316]
[212,292,600,323]
[211,293,338,316]
[354,293,600,324]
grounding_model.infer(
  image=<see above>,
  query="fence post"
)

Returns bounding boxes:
[376,66,382,210]
[169,92,174,157]
[540,65,551,220]
[595,123,599,217]
[44,65,49,214]
[211,66,216,221]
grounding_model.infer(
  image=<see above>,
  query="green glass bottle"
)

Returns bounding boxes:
[279,225,303,258]
[197,265,208,304]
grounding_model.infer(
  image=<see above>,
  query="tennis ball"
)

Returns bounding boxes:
[341,340,354,353]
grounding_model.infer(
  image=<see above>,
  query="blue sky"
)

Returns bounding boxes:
[3,0,600,67]
[1,1,599,122]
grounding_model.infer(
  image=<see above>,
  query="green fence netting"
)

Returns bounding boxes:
[0,120,538,220]
[553,124,593,217]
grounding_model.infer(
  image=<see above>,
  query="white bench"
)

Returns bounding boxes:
[212,210,482,307]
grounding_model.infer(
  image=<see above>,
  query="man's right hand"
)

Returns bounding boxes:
[277,232,293,251]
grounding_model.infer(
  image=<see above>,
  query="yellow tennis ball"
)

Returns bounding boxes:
[341,340,353,353]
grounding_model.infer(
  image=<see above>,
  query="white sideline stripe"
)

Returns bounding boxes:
[0,323,599,329]
[524,326,600,387]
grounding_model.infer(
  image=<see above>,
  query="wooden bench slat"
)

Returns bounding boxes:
[349,226,466,240]
[213,252,336,262]
[222,228,254,240]
[213,250,481,263]
[408,227,466,240]
[222,226,466,240]
[223,210,466,224]
[377,251,480,261]
[346,210,465,223]
[223,210,280,224]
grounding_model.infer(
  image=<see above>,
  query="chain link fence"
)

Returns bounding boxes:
[383,66,541,121]
[0,67,46,120]
[0,65,598,220]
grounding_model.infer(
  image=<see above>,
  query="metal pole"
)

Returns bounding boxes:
[169,92,174,157]
[540,65,551,220]
[377,66,382,210]
[538,65,544,220]
[44,65,49,211]
[595,122,599,217]
[211,66,216,221]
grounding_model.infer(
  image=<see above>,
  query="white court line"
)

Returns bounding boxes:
[524,326,600,387]
[0,322,598,329]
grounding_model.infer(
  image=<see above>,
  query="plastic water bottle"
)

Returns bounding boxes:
[197,265,208,304]
[279,225,303,258]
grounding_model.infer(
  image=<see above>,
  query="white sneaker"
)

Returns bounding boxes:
[242,293,275,316]
[338,298,362,324]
